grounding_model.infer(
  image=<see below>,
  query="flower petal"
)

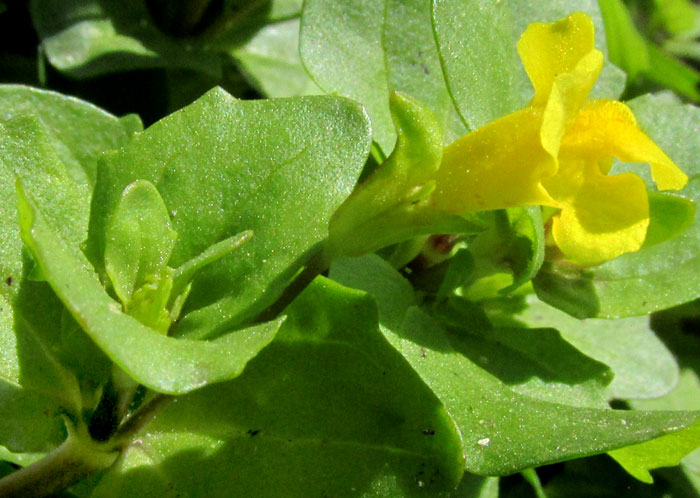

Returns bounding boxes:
[540,49,603,158]
[546,160,650,266]
[431,107,558,214]
[561,99,689,190]
[517,12,597,107]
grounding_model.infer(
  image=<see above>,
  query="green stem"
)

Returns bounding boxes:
[116,393,173,443]
[112,364,142,424]
[0,393,174,497]
[0,422,118,498]
[205,0,268,39]
[254,247,331,323]
[179,0,213,34]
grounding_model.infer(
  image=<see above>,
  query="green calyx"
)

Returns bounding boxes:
[326,91,475,259]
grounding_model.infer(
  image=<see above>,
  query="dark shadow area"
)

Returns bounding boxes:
[0,0,42,85]
[45,66,171,126]
[650,298,700,368]
[1,1,266,126]
[532,262,601,319]
[390,306,457,354]
[540,454,698,498]
[32,0,274,46]
[444,324,610,388]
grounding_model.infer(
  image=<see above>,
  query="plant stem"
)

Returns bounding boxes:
[0,423,118,498]
[179,0,213,34]
[116,393,173,443]
[254,247,331,323]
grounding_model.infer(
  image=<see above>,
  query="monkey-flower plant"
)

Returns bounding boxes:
[327,12,688,267]
[431,12,688,265]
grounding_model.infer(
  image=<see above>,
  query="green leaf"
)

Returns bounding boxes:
[431,0,519,129]
[0,380,65,453]
[391,307,698,475]
[0,116,102,451]
[443,318,611,408]
[598,0,651,79]
[231,18,321,98]
[300,0,466,154]
[652,0,700,35]
[31,0,309,87]
[682,450,700,494]
[610,415,700,483]
[30,0,223,78]
[644,42,700,103]
[59,309,111,388]
[505,294,679,401]
[542,456,665,498]
[383,0,467,143]
[89,278,465,497]
[0,278,83,436]
[452,474,499,498]
[16,180,283,395]
[300,0,394,153]
[333,255,611,409]
[0,445,44,467]
[464,207,545,295]
[0,91,140,452]
[437,249,477,301]
[170,231,253,300]
[643,192,696,248]
[266,0,303,20]
[86,87,371,338]
[616,372,700,483]
[612,309,700,484]
[0,84,139,187]
[330,254,417,330]
[104,180,178,306]
[599,0,700,102]
[501,207,545,294]
[432,0,626,130]
[329,255,698,472]
[0,116,90,254]
[107,189,189,331]
[665,38,700,61]
[535,94,700,318]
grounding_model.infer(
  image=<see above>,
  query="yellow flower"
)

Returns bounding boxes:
[430,12,688,266]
